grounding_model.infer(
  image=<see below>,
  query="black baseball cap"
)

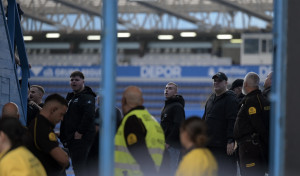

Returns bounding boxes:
[212,72,228,81]
[230,79,244,90]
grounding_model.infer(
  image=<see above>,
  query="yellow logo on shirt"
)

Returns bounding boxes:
[49,132,57,141]
[127,133,137,145]
[248,107,256,115]
[246,163,256,167]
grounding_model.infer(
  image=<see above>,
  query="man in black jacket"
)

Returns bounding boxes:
[230,78,245,104]
[234,72,270,176]
[27,94,69,176]
[60,71,96,176]
[27,85,45,126]
[161,82,185,175]
[203,72,239,176]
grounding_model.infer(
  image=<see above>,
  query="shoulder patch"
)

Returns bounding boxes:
[248,107,256,115]
[264,106,270,111]
[246,163,256,168]
[127,133,137,145]
[49,132,57,142]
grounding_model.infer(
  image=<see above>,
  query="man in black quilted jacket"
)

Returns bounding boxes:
[60,71,96,176]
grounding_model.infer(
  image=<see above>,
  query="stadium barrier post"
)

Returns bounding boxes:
[99,0,118,176]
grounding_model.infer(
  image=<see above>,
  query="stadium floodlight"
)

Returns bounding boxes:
[158,35,174,40]
[180,32,197,37]
[46,33,60,38]
[118,32,131,38]
[230,39,242,44]
[216,34,232,40]
[203,0,212,5]
[23,36,33,41]
[87,35,101,40]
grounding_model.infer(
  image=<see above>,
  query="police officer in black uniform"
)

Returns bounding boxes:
[27,94,70,176]
[234,72,270,176]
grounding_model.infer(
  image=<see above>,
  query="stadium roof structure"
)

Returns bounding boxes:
[3,0,273,35]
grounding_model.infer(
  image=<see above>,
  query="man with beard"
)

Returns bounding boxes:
[203,72,239,176]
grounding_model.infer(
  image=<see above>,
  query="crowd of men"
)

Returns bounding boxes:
[0,70,272,176]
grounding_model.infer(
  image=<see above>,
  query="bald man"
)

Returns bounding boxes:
[234,72,270,176]
[114,86,165,176]
[1,102,20,119]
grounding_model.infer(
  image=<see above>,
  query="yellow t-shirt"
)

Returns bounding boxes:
[176,148,218,176]
[0,146,47,176]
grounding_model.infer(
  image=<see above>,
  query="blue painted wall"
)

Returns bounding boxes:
[0,1,25,124]
[27,65,272,80]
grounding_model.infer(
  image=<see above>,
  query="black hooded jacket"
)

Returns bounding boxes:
[60,86,96,143]
[161,95,185,148]
[203,90,239,148]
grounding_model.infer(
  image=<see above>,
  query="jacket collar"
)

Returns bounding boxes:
[124,106,145,116]
[245,89,261,97]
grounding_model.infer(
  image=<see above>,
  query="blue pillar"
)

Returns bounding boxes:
[7,0,30,125]
[270,0,287,175]
[99,0,118,176]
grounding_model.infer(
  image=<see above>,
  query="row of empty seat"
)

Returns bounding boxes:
[27,53,232,66]
[131,54,232,66]
[28,54,100,66]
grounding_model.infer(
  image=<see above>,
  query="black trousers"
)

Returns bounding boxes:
[238,141,266,176]
[68,138,94,176]
[209,146,237,176]
[86,132,100,176]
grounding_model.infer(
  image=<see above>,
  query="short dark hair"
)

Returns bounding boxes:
[70,71,84,79]
[181,116,208,148]
[230,79,244,90]
[44,94,68,107]
[0,118,26,150]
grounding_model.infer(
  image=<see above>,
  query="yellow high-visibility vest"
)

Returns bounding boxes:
[114,109,165,176]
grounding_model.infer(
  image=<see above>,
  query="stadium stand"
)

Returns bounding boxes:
[131,54,232,66]
[28,53,232,66]
[28,54,100,66]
